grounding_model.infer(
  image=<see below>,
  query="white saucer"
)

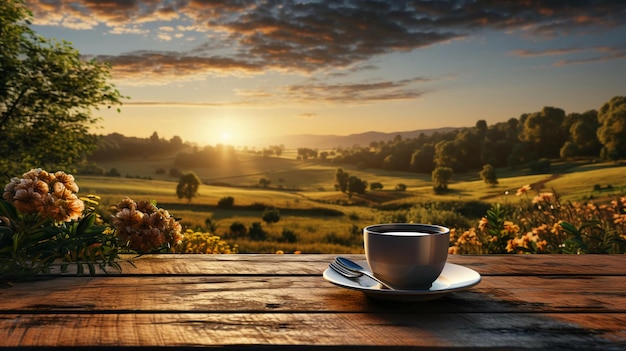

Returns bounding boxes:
[323,261,481,301]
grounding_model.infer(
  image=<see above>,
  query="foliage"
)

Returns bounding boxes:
[89,132,187,162]
[479,164,498,186]
[229,221,247,237]
[331,96,624,174]
[248,222,266,241]
[176,172,201,202]
[370,182,383,190]
[0,169,121,284]
[395,183,407,191]
[0,0,125,182]
[178,229,237,254]
[432,166,453,191]
[297,148,318,160]
[262,207,280,225]
[347,175,367,197]
[449,187,626,254]
[335,168,349,192]
[173,144,237,168]
[217,196,235,208]
[597,96,626,160]
[280,229,297,243]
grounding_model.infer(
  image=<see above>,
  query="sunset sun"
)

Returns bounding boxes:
[220,131,233,143]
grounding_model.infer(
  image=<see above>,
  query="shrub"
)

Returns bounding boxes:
[370,182,383,190]
[262,207,280,225]
[229,222,247,237]
[280,229,298,243]
[248,222,266,241]
[217,196,235,208]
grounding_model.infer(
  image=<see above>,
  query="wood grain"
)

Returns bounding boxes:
[1,276,625,313]
[0,254,624,350]
[47,254,626,276]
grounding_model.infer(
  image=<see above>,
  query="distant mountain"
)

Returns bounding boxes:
[248,127,460,149]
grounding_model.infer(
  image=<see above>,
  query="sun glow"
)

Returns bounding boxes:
[220,131,233,143]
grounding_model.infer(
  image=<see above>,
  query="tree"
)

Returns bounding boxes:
[259,177,271,188]
[347,175,367,197]
[432,166,453,191]
[217,196,235,208]
[565,110,601,157]
[370,182,383,190]
[597,96,626,160]
[518,107,567,159]
[0,0,124,181]
[176,172,201,202]
[335,168,349,192]
[262,207,280,226]
[410,143,435,173]
[479,164,498,187]
[433,140,457,167]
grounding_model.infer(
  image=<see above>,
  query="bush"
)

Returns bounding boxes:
[248,222,266,241]
[217,196,235,208]
[229,222,247,237]
[280,229,298,243]
[370,182,383,190]
[262,207,280,225]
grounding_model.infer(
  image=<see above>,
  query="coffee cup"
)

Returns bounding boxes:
[364,223,450,290]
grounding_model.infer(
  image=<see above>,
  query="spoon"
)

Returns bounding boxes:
[332,256,395,290]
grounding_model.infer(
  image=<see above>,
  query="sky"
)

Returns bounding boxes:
[24,0,626,147]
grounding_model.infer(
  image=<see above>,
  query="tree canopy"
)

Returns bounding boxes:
[176,172,201,202]
[331,96,625,175]
[597,96,626,160]
[0,0,124,181]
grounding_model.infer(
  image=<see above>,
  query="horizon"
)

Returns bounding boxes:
[25,0,626,146]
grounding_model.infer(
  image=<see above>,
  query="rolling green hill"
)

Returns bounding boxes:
[79,153,626,254]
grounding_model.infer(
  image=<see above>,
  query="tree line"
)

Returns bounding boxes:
[330,97,626,174]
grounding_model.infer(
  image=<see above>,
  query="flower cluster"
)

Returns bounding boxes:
[111,197,183,253]
[449,186,626,254]
[180,229,237,254]
[3,168,84,222]
[1,169,121,284]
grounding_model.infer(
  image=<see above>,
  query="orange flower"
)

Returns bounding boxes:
[111,197,183,252]
[516,184,532,196]
[54,171,79,193]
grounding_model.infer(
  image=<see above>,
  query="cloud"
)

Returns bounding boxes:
[296,113,317,120]
[554,44,626,66]
[509,48,582,57]
[282,77,432,104]
[24,0,626,85]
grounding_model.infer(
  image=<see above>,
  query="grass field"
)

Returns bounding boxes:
[82,154,626,253]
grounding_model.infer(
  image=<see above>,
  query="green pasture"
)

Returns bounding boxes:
[79,157,626,253]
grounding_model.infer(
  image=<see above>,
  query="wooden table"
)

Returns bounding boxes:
[1,254,625,350]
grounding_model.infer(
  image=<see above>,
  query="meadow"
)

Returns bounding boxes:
[84,152,626,254]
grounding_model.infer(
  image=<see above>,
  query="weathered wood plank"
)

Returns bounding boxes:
[53,254,626,276]
[1,276,624,313]
[0,313,624,350]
